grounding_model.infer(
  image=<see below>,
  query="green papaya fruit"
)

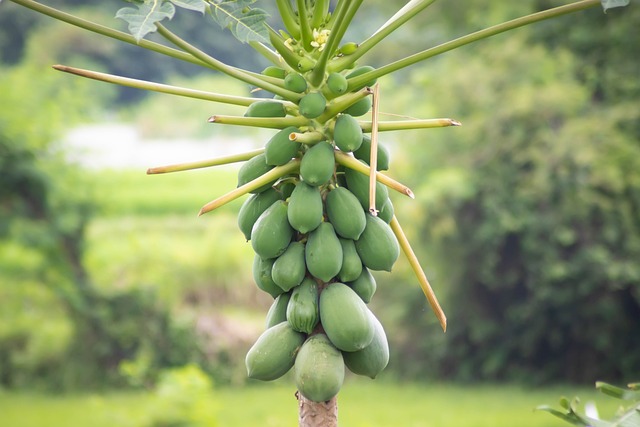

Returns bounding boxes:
[299,141,335,186]
[265,292,291,329]
[262,66,286,79]
[245,322,305,381]
[298,92,326,119]
[271,241,306,291]
[344,165,390,212]
[286,182,323,233]
[252,255,284,298]
[325,187,366,240]
[343,310,389,379]
[294,334,344,402]
[265,126,301,166]
[326,72,348,95]
[353,134,390,171]
[354,214,399,272]
[333,114,363,152]
[346,268,376,303]
[237,153,276,193]
[338,238,363,283]
[251,200,293,259]
[278,181,296,199]
[237,188,283,240]
[346,65,377,91]
[343,96,372,117]
[284,72,308,93]
[286,277,319,334]
[320,282,374,352]
[378,198,394,224]
[305,222,343,282]
[337,42,358,56]
[244,100,287,118]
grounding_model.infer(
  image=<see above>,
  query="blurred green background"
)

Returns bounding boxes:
[0,1,638,426]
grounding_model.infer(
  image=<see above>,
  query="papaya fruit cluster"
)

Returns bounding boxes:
[238,63,400,402]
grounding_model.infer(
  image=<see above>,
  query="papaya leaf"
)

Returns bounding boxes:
[116,0,176,41]
[601,0,630,12]
[170,0,207,13]
[208,0,269,43]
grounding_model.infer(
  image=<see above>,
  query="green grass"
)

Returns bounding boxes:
[0,381,621,427]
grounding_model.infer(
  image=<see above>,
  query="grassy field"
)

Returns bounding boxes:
[0,380,619,427]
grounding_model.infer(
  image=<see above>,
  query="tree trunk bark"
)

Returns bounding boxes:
[297,391,338,427]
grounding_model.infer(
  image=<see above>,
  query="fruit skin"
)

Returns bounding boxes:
[251,200,293,260]
[245,322,305,381]
[262,66,286,78]
[347,268,377,303]
[378,197,394,224]
[343,96,372,117]
[353,134,390,171]
[354,214,399,272]
[294,334,345,402]
[338,238,363,283]
[300,141,335,186]
[298,92,326,119]
[346,65,377,91]
[253,255,285,298]
[237,153,275,193]
[286,277,319,334]
[344,164,390,212]
[284,72,308,93]
[305,222,343,282]
[343,310,389,379]
[326,72,348,95]
[325,186,366,240]
[333,114,363,152]
[272,241,306,291]
[265,126,300,166]
[287,182,323,234]
[244,100,287,118]
[320,282,374,352]
[237,188,283,240]
[265,292,291,328]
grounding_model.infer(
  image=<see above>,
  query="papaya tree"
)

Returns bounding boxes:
[6,0,630,425]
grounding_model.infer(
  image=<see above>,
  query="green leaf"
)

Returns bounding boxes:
[116,0,176,41]
[208,0,269,43]
[170,0,207,13]
[601,0,630,12]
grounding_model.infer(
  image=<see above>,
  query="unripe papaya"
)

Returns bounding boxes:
[265,126,301,166]
[251,200,293,259]
[252,255,284,298]
[326,72,348,95]
[378,198,394,224]
[305,222,343,282]
[238,153,276,193]
[343,96,372,117]
[271,241,306,291]
[300,141,335,186]
[338,238,363,283]
[343,310,389,379]
[353,134,390,171]
[287,182,323,233]
[284,72,308,93]
[244,100,287,118]
[333,114,363,152]
[262,66,286,79]
[298,92,326,119]
[344,165,390,212]
[294,334,344,402]
[347,267,376,303]
[346,65,377,91]
[237,188,283,240]
[265,292,291,328]
[320,282,374,352]
[286,277,319,334]
[245,322,305,381]
[325,187,366,240]
[355,214,399,272]
[337,42,358,56]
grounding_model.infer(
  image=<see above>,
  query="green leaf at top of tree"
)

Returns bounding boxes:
[601,0,630,12]
[116,0,176,41]
[170,0,208,13]
[208,0,269,44]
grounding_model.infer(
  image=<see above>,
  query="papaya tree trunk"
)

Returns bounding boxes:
[297,391,338,427]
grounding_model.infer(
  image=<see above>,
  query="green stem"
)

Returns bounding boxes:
[296,0,313,51]
[334,151,414,198]
[360,118,461,132]
[326,0,348,29]
[52,64,257,106]
[268,27,304,72]
[199,159,301,215]
[249,41,290,70]
[276,0,301,39]
[147,149,265,174]
[290,131,325,144]
[208,115,308,130]
[155,24,300,100]
[311,0,330,29]
[317,87,372,122]
[346,0,601,91]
